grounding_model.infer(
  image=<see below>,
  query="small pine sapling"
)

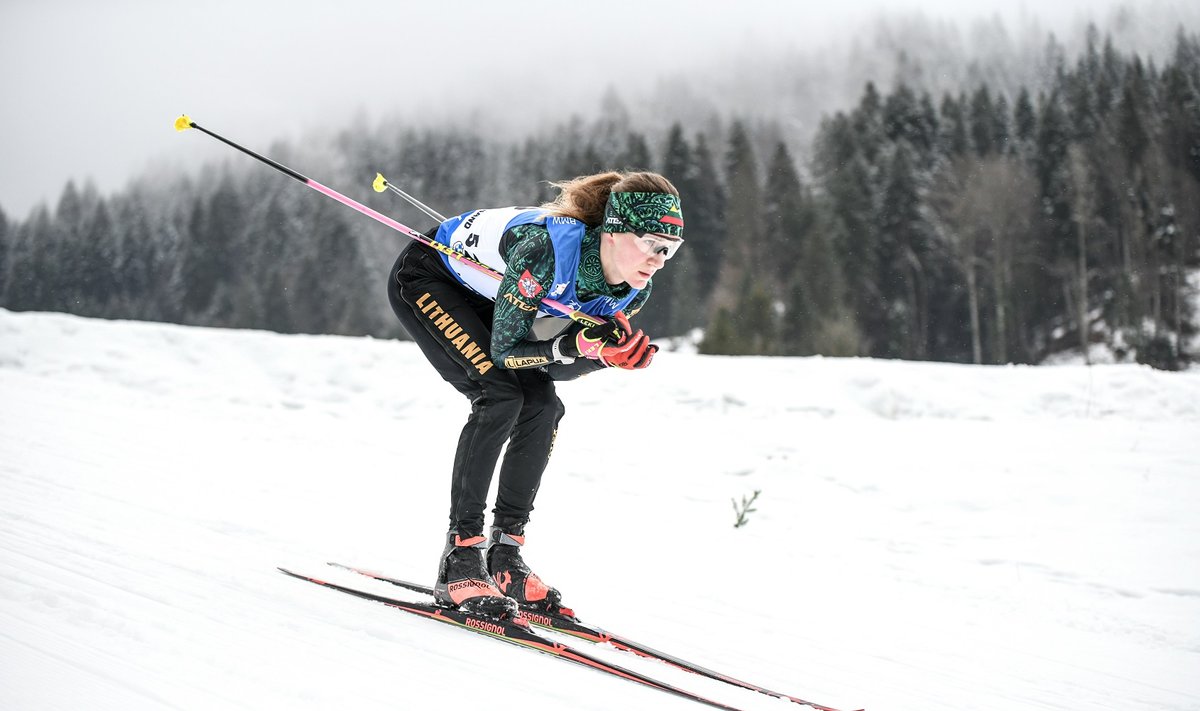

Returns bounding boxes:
[732,489,761,528]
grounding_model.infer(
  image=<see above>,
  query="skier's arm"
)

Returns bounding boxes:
[491,225,656,372]
[490,225,568,369]
[541,277,657,378]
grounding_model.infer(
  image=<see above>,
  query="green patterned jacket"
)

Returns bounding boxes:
[491,223,652,378]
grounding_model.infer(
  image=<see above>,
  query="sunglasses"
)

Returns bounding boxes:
[628,228,684,260]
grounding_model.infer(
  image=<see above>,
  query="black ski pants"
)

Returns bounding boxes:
[387,242,565,538]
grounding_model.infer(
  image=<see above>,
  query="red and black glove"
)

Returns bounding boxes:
[559,312,657,370]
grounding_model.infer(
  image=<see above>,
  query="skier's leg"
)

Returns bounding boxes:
[388,244,521,617]
[492,370,565,528]
[389,243,525,537]
[488,372,567,611]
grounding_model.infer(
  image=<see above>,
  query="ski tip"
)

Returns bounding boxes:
[174,115,194,132]
[279,567,334,586]
[373,173,388,193]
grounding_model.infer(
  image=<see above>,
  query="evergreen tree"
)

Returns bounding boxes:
[712,121,765,319]
[1165,29,1200,184]
[882,83,925,153]
[917,92,941,158]
[53,181,87,311]
[1031,90,1076,355]
[78,200,117,316]
[787,206,856,356]
[1013,87,1037,153]
[814,111,879,355]
[642,124,690,336]
[302,205,374,335]
[969,85,996,156]
[854,82,886,164]
[180,198,210,317]
[762,142,807,270]
[621,132,652,171]
[8,207,56,311]
[878,142,932,358]
[1115,62,1150,170]
[55,181,86,234]
[992,93,1011,155]
[940,93,970,157]
[658,244,704,337]
[661,124,691,188]
[764,142,810,352]
[253,194,297,332]
[114,197,155,319]
[181,178,242,320]
[1035,91,1074,268]
[1065,55,1100,141]
[590,88,632,167]
[686,132,726,291]
[511,138,556,205]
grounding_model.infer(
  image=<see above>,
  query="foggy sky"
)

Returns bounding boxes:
[0,0,1190,220]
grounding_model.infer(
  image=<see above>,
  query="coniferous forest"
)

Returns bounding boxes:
[1,27,1198,369]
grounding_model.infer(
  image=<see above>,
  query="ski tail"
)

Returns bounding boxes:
[279,567,748,711]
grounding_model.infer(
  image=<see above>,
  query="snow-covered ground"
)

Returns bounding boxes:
[2,308,1198,711]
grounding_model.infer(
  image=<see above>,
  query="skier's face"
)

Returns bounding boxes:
[603,231,678,289]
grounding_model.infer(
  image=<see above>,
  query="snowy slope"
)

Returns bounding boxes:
[2,308,1198,711]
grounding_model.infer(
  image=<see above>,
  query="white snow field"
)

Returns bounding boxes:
[2,307,1198,711]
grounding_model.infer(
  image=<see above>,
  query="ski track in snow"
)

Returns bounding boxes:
[2,308,1199,711]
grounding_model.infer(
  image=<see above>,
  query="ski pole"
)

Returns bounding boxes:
[372,173,448,223]
[174,115,603,327]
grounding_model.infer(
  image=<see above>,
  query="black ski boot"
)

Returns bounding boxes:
[433,532,518,619]
[486,526,568,614]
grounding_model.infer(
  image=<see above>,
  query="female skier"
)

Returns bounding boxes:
[387,171,684,619]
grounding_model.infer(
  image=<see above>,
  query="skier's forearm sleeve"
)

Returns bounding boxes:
[543,358,607,381]
[491,227,565,369]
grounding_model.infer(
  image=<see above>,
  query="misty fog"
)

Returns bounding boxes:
[2,0,1196,219]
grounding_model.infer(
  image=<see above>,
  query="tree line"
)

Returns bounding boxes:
[1,28,1197,368]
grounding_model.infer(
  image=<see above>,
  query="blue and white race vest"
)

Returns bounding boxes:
[434,207,641,319]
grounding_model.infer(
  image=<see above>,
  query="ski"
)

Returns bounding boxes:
[278,567,746,711]
[328,562,859,711]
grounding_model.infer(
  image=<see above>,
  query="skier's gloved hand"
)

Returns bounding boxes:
[559,312,652,367]
[558,312,653,368]
[580,311,633,347]
[563,312,630,354]
[604,333,657,370]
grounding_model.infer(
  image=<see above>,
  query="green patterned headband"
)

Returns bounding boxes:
[603,191,684,238]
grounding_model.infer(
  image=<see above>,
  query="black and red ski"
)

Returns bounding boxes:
[327,562,858,711]
[278,567,746,710]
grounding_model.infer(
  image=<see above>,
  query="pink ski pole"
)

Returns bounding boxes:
[174,115,603,327]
